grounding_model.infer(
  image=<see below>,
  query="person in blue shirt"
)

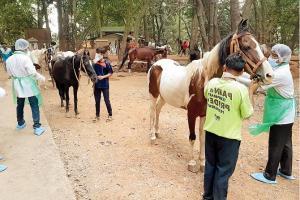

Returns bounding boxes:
[0,43,13,71]
[93,58,113,121]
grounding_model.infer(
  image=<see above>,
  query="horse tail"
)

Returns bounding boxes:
[119,51,129,70]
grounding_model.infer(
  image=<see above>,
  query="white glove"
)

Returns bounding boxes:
[35,72,46,82]
[0,87,6,97]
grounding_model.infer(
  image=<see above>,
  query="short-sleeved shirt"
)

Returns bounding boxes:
[0,47,13,62]
[93,60,113,89]
[204,78,253,140]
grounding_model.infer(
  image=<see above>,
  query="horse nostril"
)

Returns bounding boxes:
[266,73,272,78]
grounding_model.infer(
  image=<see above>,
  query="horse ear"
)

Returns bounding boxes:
[237,19,249,34]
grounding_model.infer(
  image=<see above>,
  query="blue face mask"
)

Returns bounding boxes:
[268,57,279,68]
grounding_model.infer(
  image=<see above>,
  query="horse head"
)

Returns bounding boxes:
[74,54,97,83]
[230,19,273,84]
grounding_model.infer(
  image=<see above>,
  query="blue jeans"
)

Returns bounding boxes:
[94,88,112,117]
[203,131,240,200]
[17,96,41,128]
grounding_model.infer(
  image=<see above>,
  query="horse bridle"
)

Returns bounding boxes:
[230,32,267,79]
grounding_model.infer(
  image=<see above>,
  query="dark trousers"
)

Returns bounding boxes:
[203,131,240,200]
[94,88,112,117]
[17,96,41,128]
[264,123,293,181]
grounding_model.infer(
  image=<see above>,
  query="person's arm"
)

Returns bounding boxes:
[259,71,283,91]
[97,64,113,80]
[240,86,254,119]
[24,57,45,82]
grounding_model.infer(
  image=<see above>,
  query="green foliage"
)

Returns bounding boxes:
[0,0,298,49]
[0,0,36,44]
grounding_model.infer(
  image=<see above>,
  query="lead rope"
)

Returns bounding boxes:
[72,56,81,84]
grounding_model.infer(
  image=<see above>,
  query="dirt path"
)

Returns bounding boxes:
[41,71,299,200]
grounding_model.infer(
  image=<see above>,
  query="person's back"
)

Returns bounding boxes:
[204,77,253,140]
[6,52,34,77]
[202,53,253,200]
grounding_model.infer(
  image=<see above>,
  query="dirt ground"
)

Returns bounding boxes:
[1,59,299,200]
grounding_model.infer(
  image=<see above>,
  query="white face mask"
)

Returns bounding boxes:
[268,57,279,68]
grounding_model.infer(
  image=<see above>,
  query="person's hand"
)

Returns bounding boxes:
[40,75,46,82]
[0,87,6,98]
[249,80,260,94]
[97,75,104,80]
[249,80,260,106]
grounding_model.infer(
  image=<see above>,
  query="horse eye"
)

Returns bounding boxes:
[241,46,250,51]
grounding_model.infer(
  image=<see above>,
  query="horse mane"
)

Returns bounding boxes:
[218,33,234,66]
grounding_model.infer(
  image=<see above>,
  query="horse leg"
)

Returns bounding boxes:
[199,116,206,172]
[149,95,157,144]
[128,61,132,73]
[118,51,128,71]
[187,108,198,173]
[65,86,70,113]
[57,83,64,107]
[154,96,165,138]
[146,61,151,73]
[73,85,79,115]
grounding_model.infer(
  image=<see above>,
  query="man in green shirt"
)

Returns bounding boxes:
[203,53,254,200]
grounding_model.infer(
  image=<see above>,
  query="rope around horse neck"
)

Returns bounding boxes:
[72,55,91,86]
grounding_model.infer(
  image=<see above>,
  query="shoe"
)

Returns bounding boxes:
[106,115,112,122]
[34,127,45,136]
[277,169,296,180]
[250,172,277,184]
[16,122,26,130]
[0,164,7,172]
[93,116,100,122]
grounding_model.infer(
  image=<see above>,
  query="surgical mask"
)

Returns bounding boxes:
[268,57,279,68]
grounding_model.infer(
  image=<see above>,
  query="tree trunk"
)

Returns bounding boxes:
[37,0,43,28]
[260,0,266,43]
[41,0,50,30]
[195,0,210,50]
[57,0,65,51]
[289,20,299,50]
[230,0,241,32]
[213,2,221,45]
[143,15,149,42]
[189,10,199,50]
[242,0,254,19]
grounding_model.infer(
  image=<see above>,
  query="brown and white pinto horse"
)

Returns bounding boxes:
[147,19,274,172]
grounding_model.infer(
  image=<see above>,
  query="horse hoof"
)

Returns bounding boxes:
[200,165,205,172]
[65,112,71,118]
[155,132,161,139]
[150,137,157,145]
[188,160,199,173]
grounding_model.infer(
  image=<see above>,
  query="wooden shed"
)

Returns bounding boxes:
[25,28,51,49]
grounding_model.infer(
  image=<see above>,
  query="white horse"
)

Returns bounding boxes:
[147,19,274,172]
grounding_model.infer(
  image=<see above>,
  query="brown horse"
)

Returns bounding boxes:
[147,19,274,172]
[119,47,168,72]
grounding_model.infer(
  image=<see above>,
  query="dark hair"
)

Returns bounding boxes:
[225,53,245,72]
[96,47,103,53]
[189,50,200,62]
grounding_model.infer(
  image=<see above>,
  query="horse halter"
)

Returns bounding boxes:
[230,32,267,78]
